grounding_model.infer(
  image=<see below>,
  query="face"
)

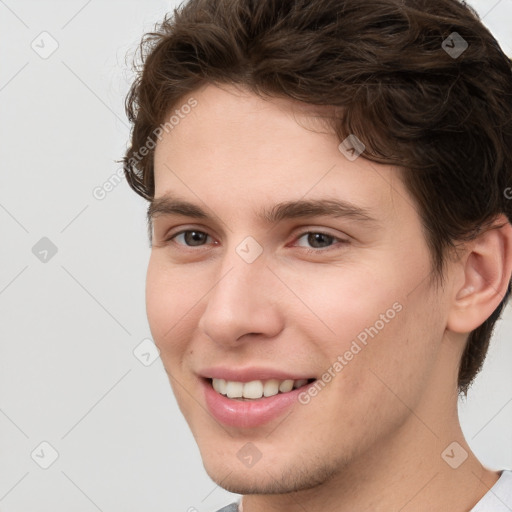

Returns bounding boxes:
[147,83,453,494]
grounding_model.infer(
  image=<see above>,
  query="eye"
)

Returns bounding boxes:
[170,230,213,247]
[294,231,346,250]
[164,228,346,252]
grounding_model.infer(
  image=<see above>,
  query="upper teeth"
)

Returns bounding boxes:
[212,378,310,399]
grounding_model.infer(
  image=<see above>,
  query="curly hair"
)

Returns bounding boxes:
[122,0,512,394]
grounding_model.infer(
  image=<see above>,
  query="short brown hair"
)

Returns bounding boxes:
[122,0,512,394]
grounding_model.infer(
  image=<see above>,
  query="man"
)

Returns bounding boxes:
[122,0,512,510]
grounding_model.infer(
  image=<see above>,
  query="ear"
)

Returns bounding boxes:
[447,214,512,334]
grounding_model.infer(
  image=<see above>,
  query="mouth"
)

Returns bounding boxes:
[207,377,316,401]
[201,375,318,428]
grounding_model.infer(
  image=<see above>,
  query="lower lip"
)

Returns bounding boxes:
[202,379,311,428]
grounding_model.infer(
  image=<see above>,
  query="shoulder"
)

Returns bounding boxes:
[213,504,239,512]
[471,470,512,512]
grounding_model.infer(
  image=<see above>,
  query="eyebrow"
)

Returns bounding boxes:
[147,193,380,231]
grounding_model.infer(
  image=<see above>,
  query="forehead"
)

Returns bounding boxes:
[155,83,341,162]
[152,83,413,224]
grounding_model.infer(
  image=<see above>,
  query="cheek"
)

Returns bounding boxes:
[145,258,203,414]
[277,260,403,351]
[295,255,440,394]
[145,255,199,356]
[334,283,443,420]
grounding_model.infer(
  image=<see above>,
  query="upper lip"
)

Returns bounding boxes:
[198,366,315,383]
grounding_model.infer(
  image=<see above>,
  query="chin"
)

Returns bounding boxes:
[200,448,342,495]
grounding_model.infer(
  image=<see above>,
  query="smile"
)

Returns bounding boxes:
[202,376,317,428]
[211,378,315,400]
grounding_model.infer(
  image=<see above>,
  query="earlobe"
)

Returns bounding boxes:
[447,215,512,334]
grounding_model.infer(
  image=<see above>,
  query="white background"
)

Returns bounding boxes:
[0,1,511,510]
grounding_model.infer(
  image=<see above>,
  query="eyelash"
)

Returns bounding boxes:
[165,229,348,254]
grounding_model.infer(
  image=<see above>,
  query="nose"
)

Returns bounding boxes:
[197,249,284,347]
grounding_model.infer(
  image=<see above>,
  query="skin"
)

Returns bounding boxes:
[146,83,512,512]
